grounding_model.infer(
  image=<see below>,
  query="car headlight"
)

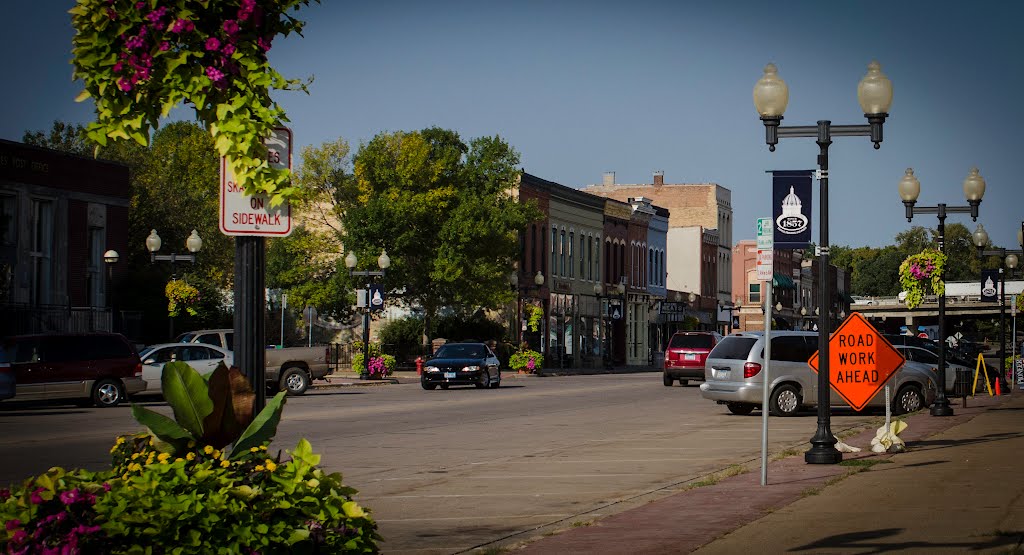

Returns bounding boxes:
[425,366,440,373]
[463,366,480,372]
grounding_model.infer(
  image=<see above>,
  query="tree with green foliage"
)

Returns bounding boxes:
[336,128,541,346]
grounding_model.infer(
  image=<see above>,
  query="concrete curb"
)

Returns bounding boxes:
[310,366,663,389]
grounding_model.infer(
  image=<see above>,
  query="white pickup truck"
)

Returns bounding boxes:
[175,329,331,395]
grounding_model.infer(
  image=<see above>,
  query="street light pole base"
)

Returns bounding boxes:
[930,402,955,417]
[804,445,842,465]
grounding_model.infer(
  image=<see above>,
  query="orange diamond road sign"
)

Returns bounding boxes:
[808,312,906,411]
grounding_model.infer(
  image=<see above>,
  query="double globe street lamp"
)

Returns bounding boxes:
[345,249,390,379]
[897,167,985,415]
[146,229,203,339]
[754,61,893,465]
[970,222,1023,388]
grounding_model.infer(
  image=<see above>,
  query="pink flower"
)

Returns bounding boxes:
[107,7,117,20]
[527,358,536,370]
[206,66,225,82]
[257,36,272,52]
[118,78,133,92]
[222,43,236,56]
[171,18,194,33]
[223,19,240,34]
[238,0,256,21]
[125,34,145,50]
[112,62,123,73]
[205,37,221,51]
[135,1,144,8]
[5,519,20,531]
[30,491,43,504]
[11,529,27,544]
[102,482,111,492]
[60,489,79,504]
[159,41,170,51]
[0,488,9,500]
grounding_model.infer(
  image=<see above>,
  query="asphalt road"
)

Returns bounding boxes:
[0,373,891,554]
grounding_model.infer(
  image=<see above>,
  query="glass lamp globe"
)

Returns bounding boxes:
[145,229,162,253]
[103,249,120,264]
[534,271,545,286]
[186,230,202,253]
[972,224,989,248]
[962,167,986,202]
[897,168,920,202]
[378,249,391,269]
[345,252,357,269]
[753,63,789,117]
[857,61,894,114]
[1006,254,1019,270]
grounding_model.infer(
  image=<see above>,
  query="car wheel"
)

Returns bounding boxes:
[92,379,125,408]
[421,381,437,390]
[475,371,490,389]
[894,385,924,415]
[440,384,450,390]
[727,403,755,415]
[663,374,674,386]
[280,368,310,396]
[770,384,801,417]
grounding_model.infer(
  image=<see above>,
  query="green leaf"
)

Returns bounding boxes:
[230,392,287,458]
[161,361,214,438]
[74,89,91,102]
[131,404,195,449]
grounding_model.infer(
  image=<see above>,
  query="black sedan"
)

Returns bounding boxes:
[421,342,501,390]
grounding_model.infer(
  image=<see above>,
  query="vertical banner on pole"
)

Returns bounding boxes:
[771,170,814,250]
[980,269,999,302]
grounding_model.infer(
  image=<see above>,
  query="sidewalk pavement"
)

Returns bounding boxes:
[513,390,1024,554]
[310,364,663,388]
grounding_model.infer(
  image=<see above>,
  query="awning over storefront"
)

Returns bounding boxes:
[772,273,796,289]
[838,291,856,303]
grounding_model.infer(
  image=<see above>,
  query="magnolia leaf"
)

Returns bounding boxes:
[161,361,214,438]
[131,404,195,449]
[287,529,310,544]
[230,391,287,459]
[74,89,91,102]
[202,363,256,449]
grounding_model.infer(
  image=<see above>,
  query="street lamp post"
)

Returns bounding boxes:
[971,223,1023,390]
[719,300,740,334]
[593,283,605,367]
[346,250,390,379]
[103,249,119,332]
[146,229,203,340]
[754,61,893,465]
[898,167,985,415]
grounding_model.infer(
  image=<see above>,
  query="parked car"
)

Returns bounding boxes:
[0,344,14,401]
[177,328,331,395]
[699,331,937,416]
[892,344,973,393]
[421,342,501,390]
[176,329,233,351]
[2,333,146,407]
[136,343,234,395]
[663,331,722,386]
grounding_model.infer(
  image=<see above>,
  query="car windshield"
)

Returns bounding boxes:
[433,344,486,359]
[708,336,758,360]
[668,334,714,349]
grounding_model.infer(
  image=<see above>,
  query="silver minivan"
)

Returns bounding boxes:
[699,331,937,416]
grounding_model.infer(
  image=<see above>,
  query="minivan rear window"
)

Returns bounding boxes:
[708,337,758,360]
[668,334,714,349]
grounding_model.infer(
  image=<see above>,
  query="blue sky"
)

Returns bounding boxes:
[4,1,1023,250]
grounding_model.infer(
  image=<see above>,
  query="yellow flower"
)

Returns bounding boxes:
[186,452,196,461]
[148,437,155,446]
[260,445,268,451]
[255,465,265,472]
[204,445,214,455]
[115,437,125,445]
[157,453,170,463]
[130,453,141,460]
[264,460,277,472]
[145,453,155,465]
[212,450,222,459]
[250,447,260,453]
[122,473,129,480]
[175,458,184,463]
[220,460,230,468]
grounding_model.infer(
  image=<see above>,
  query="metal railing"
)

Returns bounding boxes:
[0,303,113,336]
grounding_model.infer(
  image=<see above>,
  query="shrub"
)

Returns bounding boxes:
[0,362,381,553]
[509,349,544,373]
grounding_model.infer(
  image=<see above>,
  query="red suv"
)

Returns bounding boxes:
[663,331,722,386]
[3,333,146,407]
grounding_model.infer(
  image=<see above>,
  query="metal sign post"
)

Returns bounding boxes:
[757,217,773,486]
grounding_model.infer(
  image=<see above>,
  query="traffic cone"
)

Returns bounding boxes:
[995,377,1002,395]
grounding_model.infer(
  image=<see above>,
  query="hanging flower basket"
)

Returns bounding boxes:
[525,304,544,332]
[898,249,946,310]
[165,279,201,317]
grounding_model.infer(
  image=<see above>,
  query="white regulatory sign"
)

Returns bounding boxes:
[219,127,293,237]
[756,217,773,281]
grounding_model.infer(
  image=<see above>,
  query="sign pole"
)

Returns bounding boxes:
[756,217,773,486]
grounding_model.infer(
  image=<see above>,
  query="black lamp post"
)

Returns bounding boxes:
[146,229,203,340]
[719,300,740,334]
[593,283,605,367]
[103,249,119,332]
[898,167,986,415]
[346,249,390,379]
[971,223,1022,390]
[754,61,893,465]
